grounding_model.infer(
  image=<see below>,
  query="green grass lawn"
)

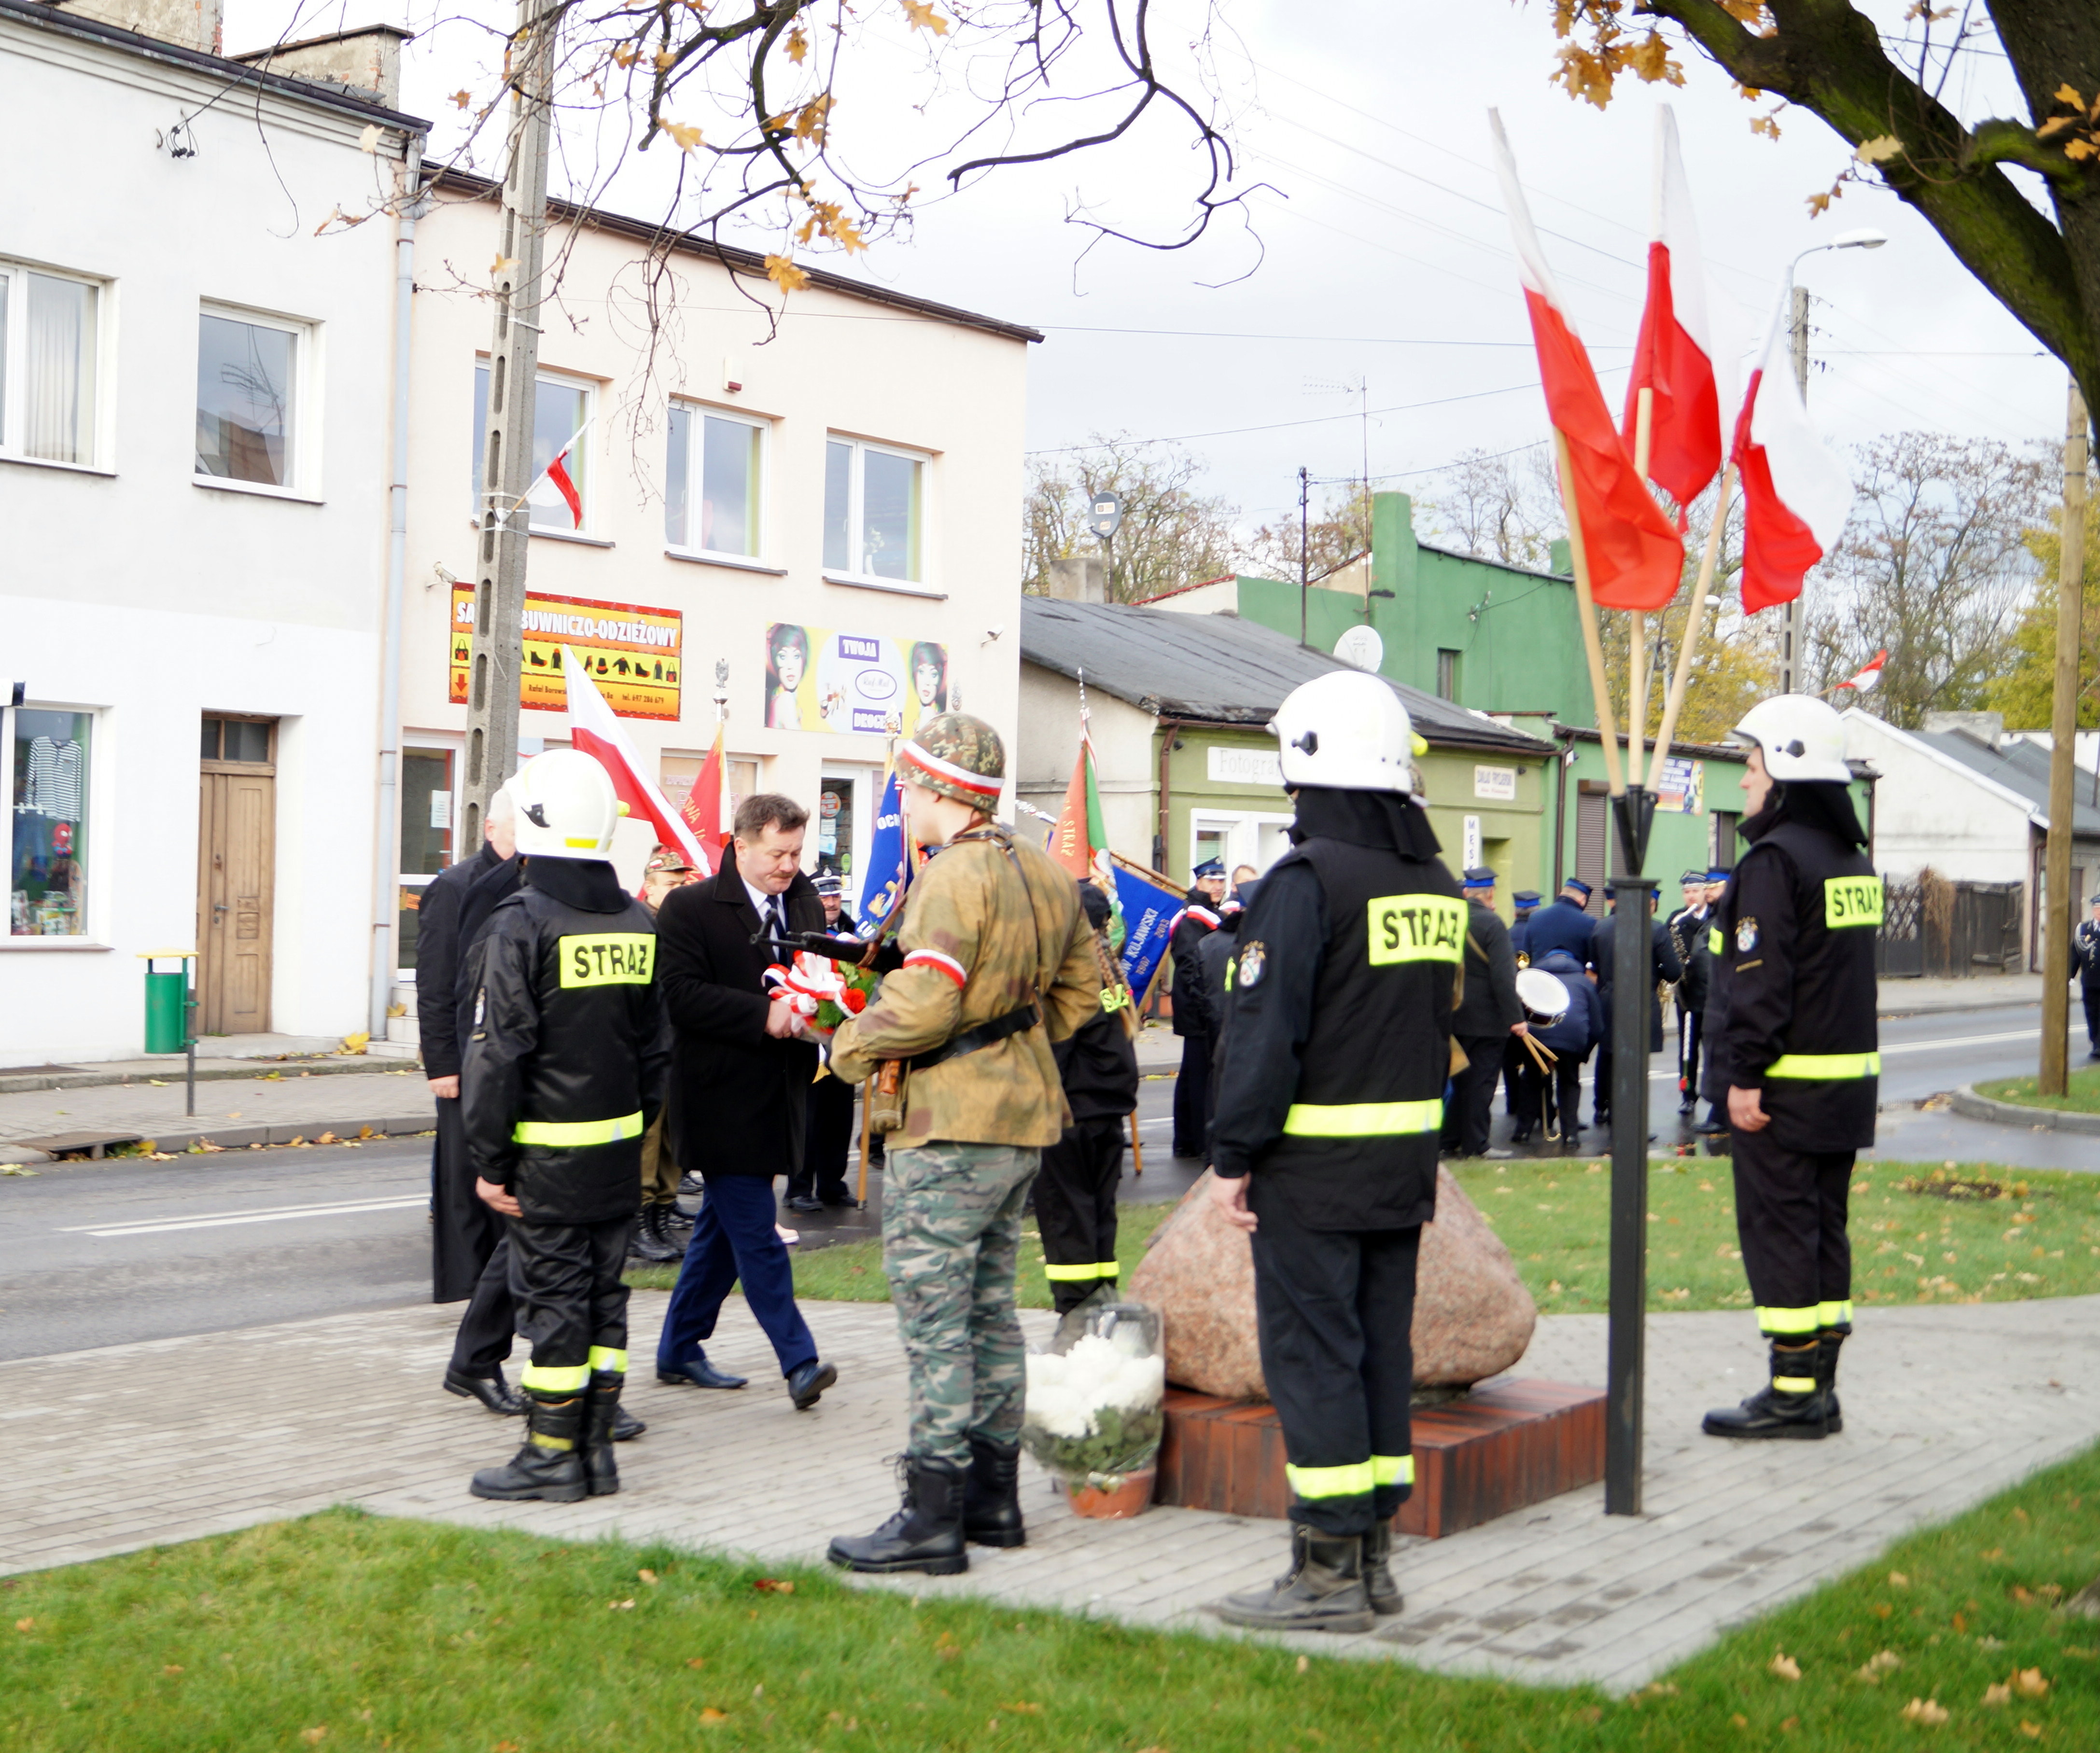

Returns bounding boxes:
[631,1160,2100,1318]
[1976,1066,2100,1114]
[10,1443,2100,1751]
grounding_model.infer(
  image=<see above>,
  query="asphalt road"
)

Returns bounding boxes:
[0,1001,2064,1363]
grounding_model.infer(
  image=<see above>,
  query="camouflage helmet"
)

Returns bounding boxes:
[896,712,1005,811]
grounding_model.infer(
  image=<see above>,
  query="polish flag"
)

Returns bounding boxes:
[1623,107,1726,519]
[560,647,710,873]
[1836,650,1888,693]
[679,722,736,871]
[527,433,586,528]
[1730,295,1855,614]
[1490,111,1683,610]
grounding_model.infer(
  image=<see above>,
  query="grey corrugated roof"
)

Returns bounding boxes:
[1020,597,1552,758]
[1915,730,2100,835]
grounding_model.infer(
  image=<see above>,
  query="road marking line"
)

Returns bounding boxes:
[63,1195,428,1238]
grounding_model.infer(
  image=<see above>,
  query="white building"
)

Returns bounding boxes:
[0,0,425,1063]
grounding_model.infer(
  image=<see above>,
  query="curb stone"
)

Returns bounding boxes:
[1949,1084,2100,1135]
[0,1058,420,1097]
[0,1114,435,1164]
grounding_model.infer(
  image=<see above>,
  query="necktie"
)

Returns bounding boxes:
[768,899,785,942]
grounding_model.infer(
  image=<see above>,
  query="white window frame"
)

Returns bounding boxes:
[0,258,111,474]
[823,433,937,596]
[194,299,320,501]
[3,697,108,949]
[1189,808,1294,885]
[472,360,600,541]
[666,400,773,569]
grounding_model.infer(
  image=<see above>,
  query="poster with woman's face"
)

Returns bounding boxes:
[763,627,948,738]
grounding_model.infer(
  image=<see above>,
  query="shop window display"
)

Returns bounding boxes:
[11,708,91,936]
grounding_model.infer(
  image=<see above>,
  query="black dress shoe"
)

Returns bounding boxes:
[445,1366,526,1416]
[785,1195,823,1214]
[820,1189,859,1208]
[658,1355,749,1391]
[787,1358,837,1409]
[677,1170,705,1198]
[613,1404,646,1441]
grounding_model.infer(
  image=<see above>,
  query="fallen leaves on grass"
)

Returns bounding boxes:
[1296,1655,1310,1673]
[1890,1571,1912,1587]
[607,1599,636,1611]
[2020,1722,2044,1739]
[699,1707,729,1725]
[752,1578,794,1594]
[1856,1650,1903,1682]
[1985,1683,2012,1706]
[2014,1667,2050,1697]
[999,1701,1044,1714]
[686,1657,706,1670]
[638,1569,658,1585]
[1769,1651,1802,1680]
[300,1730,328,1746]
[493,1743,520,1752]
[1900,1697,1950,1724]
[14,1617,32,1631]
[162,1664,183,1675]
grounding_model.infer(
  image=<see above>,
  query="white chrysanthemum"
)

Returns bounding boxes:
[1022,1336,1164,1437]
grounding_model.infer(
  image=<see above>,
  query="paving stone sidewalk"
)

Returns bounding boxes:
[0,1066,435,1160]
[6,1290,2097,1692]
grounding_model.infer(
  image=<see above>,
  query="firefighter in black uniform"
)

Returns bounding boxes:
[1035,881,1142,1319]
[1701,695,1878,1442]
[1666,868,1717,1121]
[2074,895,2100,1059]
[462,749,671,1501]
[1168,860,1226,1155]
[1206,671,1460,1634]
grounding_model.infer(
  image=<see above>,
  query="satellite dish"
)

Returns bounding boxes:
[1333,625,1385,673]
[1087,493,1123,541]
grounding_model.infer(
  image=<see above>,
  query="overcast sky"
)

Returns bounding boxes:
[231,0,2069,531]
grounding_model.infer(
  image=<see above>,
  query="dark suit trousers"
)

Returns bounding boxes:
[2084,981,2100,1054]
[790,1073,857,1203]
[657,1174,817,1377]
[432,1095,503,1303]
[1441,1034,1503,1157]
[1173,1033,1212,1156]
[450,1233,518,1376]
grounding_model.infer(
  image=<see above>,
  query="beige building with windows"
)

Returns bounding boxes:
[391,177,1036,1002]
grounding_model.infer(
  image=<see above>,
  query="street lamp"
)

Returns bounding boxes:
[1774,227,1888,695]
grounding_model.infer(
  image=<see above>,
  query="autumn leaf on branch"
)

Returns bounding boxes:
[764,254,811,292]
[786,24,809,62]
[449,89,471,108]
[661,119,705,152]
[900,0,952,35]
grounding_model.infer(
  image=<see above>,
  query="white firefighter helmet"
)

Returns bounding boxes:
[1270,670,1420,794]
[509,748,622,859]
[1731,694,1852,784]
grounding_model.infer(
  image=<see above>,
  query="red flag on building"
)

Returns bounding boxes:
[679,723,735,872]
[1490,111,1683,611]
[560,648,710,872]
[1623,107,1725,519]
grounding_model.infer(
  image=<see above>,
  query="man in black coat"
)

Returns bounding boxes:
[1590,889,1683,1130]
[1196,887,1249,1133]
[1168,858,1227,1156]
[1667,869,1718,1119]
[652,793,837,1409]
[1523,878,1598,964]
[421,790,526,1409]
[788,874,861,1211]
[1442,867,1526,1159]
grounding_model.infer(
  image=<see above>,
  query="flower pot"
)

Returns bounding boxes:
[1064,1467,1156,1519]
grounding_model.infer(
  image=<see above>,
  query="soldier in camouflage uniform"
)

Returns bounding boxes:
[827,713,1101,1575]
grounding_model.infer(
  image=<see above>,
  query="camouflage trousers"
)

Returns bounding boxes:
[882,1141,1041,1465]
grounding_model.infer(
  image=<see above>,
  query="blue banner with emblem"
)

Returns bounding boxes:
[858,767,910,932]
[1111,861,1180,1002]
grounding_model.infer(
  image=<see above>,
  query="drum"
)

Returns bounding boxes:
[1516,966,1569,1026]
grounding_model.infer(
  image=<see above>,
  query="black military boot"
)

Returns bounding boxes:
[1816,1327,1848,1433]
[962,1434,1026,1549]
[1701,1342,1829,1440]
[1362,1518,1404,1616]
[826,1455,970,1575]
[470,1391,588,1502]
[628,1207,683,1264]
[583,1371,624,1497]
[1208,1525,1376,1634]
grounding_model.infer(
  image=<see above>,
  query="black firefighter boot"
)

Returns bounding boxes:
[628,1206,683,1265]
[1363,1518,1404,1616]
[1206,1525,1377,1635]
[1816,1327,1848,1434]
[826,1454,970,1575]
[470,1391,588,1502]
[583,1370,624,1497]
[962,1434,1026,1549]
[1701,1341,1830,1441]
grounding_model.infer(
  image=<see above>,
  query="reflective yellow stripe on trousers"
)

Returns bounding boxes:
[512,1110,646,1147]
[1287,1455,1415,1499]
[1756,1305,1821,1336]
[1763,1053,1880,1080]
[1043,1262,1121,1282]
[1282,1099,1444,1139]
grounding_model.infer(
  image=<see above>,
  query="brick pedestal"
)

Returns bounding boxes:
[1153,1378,1605,1539]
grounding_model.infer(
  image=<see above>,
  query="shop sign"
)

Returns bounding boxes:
[1655,756,1704,815]
[1473,765,1518,801]
[450,587,683,722]
[763,624,948,737]
[1208,745,1284,788]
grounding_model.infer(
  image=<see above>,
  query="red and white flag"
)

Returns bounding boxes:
[1490,111,1683,611]
[1836,649,1887,693]
[560,647,710,873]
[1623,107,1726,519]
[1730,294,1855,614]
[678,721,736,872]
[526,427,586,529]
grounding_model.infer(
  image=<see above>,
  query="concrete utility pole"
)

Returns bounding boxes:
[1776,285,1810,696]
[2040,380,2091,1097]
[461,0,558,848]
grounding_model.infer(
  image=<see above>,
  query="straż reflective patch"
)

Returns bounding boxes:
[1237,941,1267,988]
[1736,918,1759,955]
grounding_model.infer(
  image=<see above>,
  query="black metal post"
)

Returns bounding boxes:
[1605,786,1656,1516]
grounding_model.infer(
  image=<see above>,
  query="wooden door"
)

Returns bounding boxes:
[197,769,276,1034]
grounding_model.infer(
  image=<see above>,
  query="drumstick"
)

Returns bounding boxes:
[1520,1032,1558,1071]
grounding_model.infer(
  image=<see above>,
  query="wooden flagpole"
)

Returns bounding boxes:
[856,1076,874,1206]
[1629,388,1655,774]
[1647,465,1737,789]
[1552,430,1626,795]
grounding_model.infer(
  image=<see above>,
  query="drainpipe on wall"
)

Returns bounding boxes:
[1154,718,1182,877]
[371,135,425,1039]
[1551,725,1570,894]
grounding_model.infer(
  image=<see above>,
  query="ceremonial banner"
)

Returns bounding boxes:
[450,586,683,721]
[858,766,911,930]
[1111,859,1182,1003]
[763,624,948,738]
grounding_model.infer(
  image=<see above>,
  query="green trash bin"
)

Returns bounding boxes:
[141,952,194,1055]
